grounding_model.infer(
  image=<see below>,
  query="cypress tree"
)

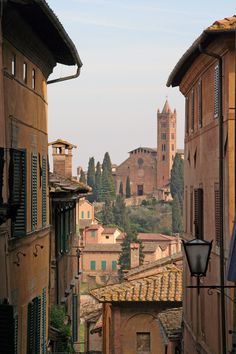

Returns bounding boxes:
[102,198,114,225]
[170,153,184,209]
[172,194,184,233]
[125,176,131,198]
[118,230,144,279]
[101,152,115,201]
[113,194,129,230]
[87,157,95,189]
[119,181,124,196]
[94,161,102,202]
[79,169,86,184]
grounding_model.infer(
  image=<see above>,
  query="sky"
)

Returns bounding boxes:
[47,0,236,173]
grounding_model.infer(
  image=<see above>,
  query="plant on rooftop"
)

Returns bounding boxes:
[50,305,74,353]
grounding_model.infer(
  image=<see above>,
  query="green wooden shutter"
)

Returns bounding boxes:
[214,64,219,118]
[215,187,220,246]
[31,154,38,231]
[194,188,204,239]
[0,147,4,204]
[11,149,27,237]
[72,294,78,342]
[41,289,47,354]
[42,156,47,227]
[198,80,202,128]
[101,260,106,270]
[112,260,117,271]
[90,261,96,270]
[34,297,41,354]
[191,89,194,131]
[14,313,18,354]
[27,302,34,354]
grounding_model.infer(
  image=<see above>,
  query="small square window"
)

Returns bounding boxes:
[106,235,109,239]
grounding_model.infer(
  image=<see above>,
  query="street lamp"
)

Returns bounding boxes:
[182,238,212,277]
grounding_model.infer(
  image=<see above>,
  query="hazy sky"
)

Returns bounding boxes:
[47,0,236,173]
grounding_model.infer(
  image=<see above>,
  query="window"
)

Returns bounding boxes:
[161,133,166,140]
[101,260,106,270]
[41,288,47,354]
[161,144,166,152]
[10,149,27,238]
[185,96,189,135]
[214,64,219,118]
[32,69,36,90]
[194,188,204,239]
[27,297,41,354]
[161,122,167,128]
[105,235,109,239]
[90,260,96,270]
[171,133,175,140]
[91,230,96,237]
[23,63,27,83]
[42,156,47,227]
[191,89,195,131]
[171,144,174,151]
[137,332,150,353]
[112,260,117,270]
[198,80,202,128]
[87,210,90,218]
[72,294,78,342]
[11,54,16,76]
[162,155,165,161]
[31,154,38,231]
[81,211,84,219]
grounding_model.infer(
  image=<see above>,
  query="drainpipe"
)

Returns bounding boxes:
[198,44,226,354]
[47,66,81,85]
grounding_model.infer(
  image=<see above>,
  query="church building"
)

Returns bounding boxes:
[114,100,178,199]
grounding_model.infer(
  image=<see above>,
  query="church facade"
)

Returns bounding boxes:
[114,100,178,199]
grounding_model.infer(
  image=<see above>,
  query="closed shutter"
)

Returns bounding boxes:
[90,261,96,270]
[198,80,202,128]
[0,147,4,204]
[11,149,26,237]
[41,288,47,354]
[215,187,220,246]
[72,294,78,342]
[191,89,194,131]
[27,297,41,354]
[31,154,38,231]
[0,304,14,354]
[34,297,41,354]
[42,156,47,227]
[194,188,204,239]
[112,260,117,271]
[185,96,189,135]
[27,302,34,354]
[14,313,18,354]
[101,260,106,270]
[214,65,219,118]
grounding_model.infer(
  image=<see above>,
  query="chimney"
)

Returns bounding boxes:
[49,139,76,179]
[130,243,140,269]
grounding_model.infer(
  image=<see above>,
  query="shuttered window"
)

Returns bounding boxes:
[194,188,204,239]
[27,296,41,354]
[41,288,47,354]
[214,65,220,118]
[0,304,14,354]
[191,89,194,131]
[190,189,193,234]
[31,154,38,231]
[72,294,78,342]
[215,186,220,246]
[101,260,106,270]
[90,261,96,270]
[112,260,117,270]
[185,96,189,135]
[14,313,18,354]
[42,156,47,227]
[0,148,4,204]
[198,80,202,128]
[11,149,27,237]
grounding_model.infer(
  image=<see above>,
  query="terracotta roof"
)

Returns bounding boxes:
[138,233,177,242]
[90,314,103,334]
[91,268,182,303]
[158,307,183,341]
[167,15,236,87]
[86,224,102,231]
[49,173,91,194]
[79,220,94,229]
[83,243,158,253]
[126,252,183,279]
[102,227,119,234]
[49,139,77,149]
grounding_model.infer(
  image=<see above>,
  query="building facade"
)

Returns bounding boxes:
[0,2,82,353]
[167,15,236,354]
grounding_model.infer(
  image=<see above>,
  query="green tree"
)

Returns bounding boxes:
[170,153,184,207]
[50,305,74,352]
[79,169,86,184]
[101,198,114,225]
[125,176,131,198]
[113,194,129,230]
[100,152,115,201]
[87,157,96,202]
[172,194,184,233]
[118,230,144,279]
[119,181,124,196]
[94,161,102,202]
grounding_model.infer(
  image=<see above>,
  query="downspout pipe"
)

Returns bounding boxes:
[198,44,226,354]
[47,65,81,85]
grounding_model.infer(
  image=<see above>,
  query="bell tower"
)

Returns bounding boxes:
[156,100,176,198]
[49,139,77,179]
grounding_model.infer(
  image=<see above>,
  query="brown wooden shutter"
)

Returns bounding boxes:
[215,186,220,246]
[194,188,204,239]
[190,189,193,234]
